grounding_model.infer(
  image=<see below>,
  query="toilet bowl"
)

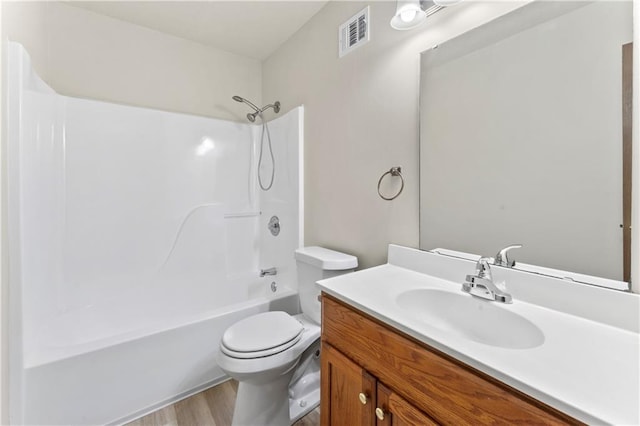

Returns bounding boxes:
[216,247,357,426]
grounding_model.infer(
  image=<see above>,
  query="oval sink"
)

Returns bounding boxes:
[395,289,544,349]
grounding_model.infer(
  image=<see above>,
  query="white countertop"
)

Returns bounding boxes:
[317,245,640,425]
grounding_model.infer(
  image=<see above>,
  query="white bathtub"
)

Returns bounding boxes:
[23,278,299,425]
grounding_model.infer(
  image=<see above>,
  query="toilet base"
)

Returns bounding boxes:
[289,389,319,424]
[288,340,321,423]
[232,366,296,426]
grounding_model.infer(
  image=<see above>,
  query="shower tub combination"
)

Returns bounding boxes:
[7,42,304,425]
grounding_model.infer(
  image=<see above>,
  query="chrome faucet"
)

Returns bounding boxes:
[462,257,512,303]
[494,244,522,268]
[260,267,277,277]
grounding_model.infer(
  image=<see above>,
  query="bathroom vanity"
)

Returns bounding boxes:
[321,295,579,424]
[318,245,640,425]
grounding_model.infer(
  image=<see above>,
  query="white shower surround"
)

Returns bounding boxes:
[7,42,304,425]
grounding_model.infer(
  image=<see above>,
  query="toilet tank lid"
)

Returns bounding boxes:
[295,246,358,270]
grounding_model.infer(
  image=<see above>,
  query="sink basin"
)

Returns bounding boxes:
[395,289,544,349]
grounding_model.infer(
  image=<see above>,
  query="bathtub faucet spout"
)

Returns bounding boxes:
[260,267,277,277]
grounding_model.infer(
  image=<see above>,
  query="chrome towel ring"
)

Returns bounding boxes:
[377,166,404,201]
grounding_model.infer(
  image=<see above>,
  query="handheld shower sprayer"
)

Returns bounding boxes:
[232,95,281,191]
[232,95,259,111]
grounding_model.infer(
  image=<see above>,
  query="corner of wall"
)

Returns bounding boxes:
[631,0,639,293]
[0,11,9,425]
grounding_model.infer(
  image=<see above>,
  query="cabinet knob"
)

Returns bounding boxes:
[375,407,385,421]
[358,392,368,405]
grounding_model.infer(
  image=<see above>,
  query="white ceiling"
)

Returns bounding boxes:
[69,1,330,60]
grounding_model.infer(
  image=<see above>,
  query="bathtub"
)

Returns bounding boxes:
[23,277,299,426]
[21,206,301,425]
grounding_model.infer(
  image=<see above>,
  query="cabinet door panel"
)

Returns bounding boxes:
[377,383,438,426]
[321,343,376,426]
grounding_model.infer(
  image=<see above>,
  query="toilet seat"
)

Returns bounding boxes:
[221,333,303,359]
[221,311,304,359]
[217,314,321,378]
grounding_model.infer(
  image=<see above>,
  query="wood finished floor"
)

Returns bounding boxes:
[125,380,320,426]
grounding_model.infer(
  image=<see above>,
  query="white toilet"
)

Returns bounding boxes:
[217,246,357,426]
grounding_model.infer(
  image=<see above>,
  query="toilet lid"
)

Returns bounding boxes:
[220,332,303,359]
[221,311,303,353]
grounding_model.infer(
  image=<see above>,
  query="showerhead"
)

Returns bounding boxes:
[273,101,281,113]
[247,113,257,122]
[232,95,244,103]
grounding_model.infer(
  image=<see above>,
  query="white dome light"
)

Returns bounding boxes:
[390,0,426,30]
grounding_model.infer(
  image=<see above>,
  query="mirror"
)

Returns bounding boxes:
[419,2,633,286]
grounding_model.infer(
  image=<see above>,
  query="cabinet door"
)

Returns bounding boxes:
[376,383,438,426]
[321,342,376,426]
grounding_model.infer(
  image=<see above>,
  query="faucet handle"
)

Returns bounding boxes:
[494,244,523,268]
[475,257,493,280]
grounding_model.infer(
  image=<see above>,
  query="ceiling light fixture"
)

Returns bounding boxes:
[390,0,427,31]
[390,0,463,31]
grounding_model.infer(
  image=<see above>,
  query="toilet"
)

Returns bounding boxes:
[217,246,358,426]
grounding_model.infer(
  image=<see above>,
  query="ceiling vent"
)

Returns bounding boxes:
[339,6,370,58]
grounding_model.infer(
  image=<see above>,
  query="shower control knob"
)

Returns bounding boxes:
[268,216,280,236]
[358,393,368,405]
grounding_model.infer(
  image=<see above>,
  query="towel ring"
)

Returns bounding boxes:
[377,167,404,201]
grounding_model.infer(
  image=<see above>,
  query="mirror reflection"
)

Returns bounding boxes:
[419,1,633,284]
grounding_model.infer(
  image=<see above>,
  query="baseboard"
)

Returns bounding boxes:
[108,376,231,426]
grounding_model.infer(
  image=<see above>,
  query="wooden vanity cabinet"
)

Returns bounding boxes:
[320,294,581,426]
[321,342,437,426]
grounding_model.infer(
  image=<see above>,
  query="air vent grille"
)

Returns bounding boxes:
[339,7,370,58]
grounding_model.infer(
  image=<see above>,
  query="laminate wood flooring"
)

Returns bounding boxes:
[125,380,320,426]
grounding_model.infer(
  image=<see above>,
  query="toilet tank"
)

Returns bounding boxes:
[294,247,358,324]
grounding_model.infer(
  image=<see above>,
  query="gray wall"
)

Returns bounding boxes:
[262,1,525,268]
[1,1,262,121]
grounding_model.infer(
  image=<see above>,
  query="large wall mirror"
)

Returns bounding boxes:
[419,1,633,286]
